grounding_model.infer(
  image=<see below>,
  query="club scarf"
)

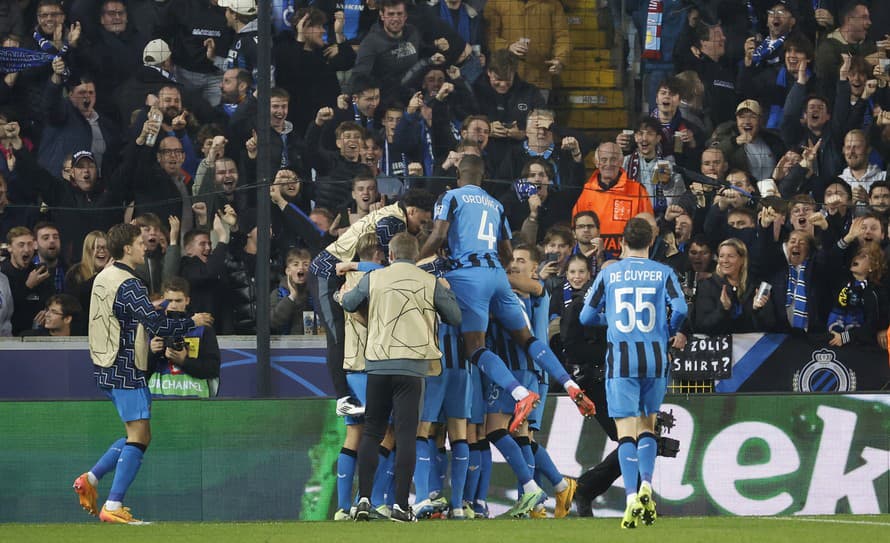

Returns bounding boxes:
[786,261,808,330]
[33,28,68,56]
[643,0,663,60]
[0,46,56,73]
[523,141,560,186]
[752,34,787,67]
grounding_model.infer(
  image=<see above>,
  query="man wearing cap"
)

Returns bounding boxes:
[38,54,123,180]
[714,99,785,182]
[115,38,222,131]
[219,0,260,83]
[4,123,127,263]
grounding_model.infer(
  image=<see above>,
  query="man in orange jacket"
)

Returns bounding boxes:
[572,142,653,259]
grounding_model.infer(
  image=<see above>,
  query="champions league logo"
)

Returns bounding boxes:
[793,349,857,392]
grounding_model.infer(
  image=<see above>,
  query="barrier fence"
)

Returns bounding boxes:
[1,393,887,522]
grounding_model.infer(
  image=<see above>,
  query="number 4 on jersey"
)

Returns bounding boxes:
[477,210,496,250]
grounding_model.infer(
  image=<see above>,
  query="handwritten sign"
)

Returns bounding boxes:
[671,335,732,379]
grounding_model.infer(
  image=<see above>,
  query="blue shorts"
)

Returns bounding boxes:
[469,363,485,425]
[484,369,537,415]
[103,387,151,422]
[422,367,472,421]
[606,377,668,419]
[528,376,548,431]
[445,267,529,333]
[345,372,368,426]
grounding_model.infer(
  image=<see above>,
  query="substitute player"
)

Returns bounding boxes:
[73,224,212,523]
[419,155,595,517]
[579,218,687,528]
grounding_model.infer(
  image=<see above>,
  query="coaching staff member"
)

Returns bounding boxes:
[339,232,461,522]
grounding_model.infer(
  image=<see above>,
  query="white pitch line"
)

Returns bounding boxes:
[764,517,890,527]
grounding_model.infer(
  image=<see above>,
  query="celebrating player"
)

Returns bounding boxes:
[579,217,687,528]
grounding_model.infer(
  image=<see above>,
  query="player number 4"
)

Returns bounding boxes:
[477,210,496,250]
[614,287,656,333]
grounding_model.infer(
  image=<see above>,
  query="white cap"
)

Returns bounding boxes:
[143,39,171,66]
[217,0,257,16]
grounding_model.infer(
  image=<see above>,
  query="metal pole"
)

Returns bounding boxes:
[255,0,272,397]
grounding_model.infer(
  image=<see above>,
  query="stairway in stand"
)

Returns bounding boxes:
[555,0,629,170]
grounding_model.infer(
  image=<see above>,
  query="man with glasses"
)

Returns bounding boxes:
[79,0,150,116]
[572,142,654,261]
[17,0,81,118]
[115,114,197,234]
[22,293,81,337]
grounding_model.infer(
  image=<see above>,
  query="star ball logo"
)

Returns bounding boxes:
[793,348,857,392]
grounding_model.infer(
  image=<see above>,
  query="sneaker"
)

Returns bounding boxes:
[73,473,98,516]
[472,500,489,519]
[373,504,392,519]
[462,501,476,519]
[529,505,547,519]
[573,487,594,518]
[99,505,146,525]
[334,508,351,521]
[509,391,541,433]
[638,484,657,526]
[336,396,365,417]
[553,477,577,519]
[504,488,546,518]
[353,497,371,521]
[620,498,644,529]
[413,499,435,519]
[390,504,417,523]
[448,507,466,520]
[430,496,449,513]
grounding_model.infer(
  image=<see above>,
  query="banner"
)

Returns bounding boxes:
[714,333,890,393]
[0,394,887,522]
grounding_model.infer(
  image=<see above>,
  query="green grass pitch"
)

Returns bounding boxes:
[4,516,888,543]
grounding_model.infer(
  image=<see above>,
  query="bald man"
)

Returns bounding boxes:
[572,143,653,260]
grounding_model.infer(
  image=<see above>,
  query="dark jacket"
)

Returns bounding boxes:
[178,242,228,317]
[37,78,123,179]
[273,30,356,137]
[270,278,310,335]
[161,0,232,73]
[691,274,778,334]
[0,260,53,336]
[304,121,366,210]
[352,23,424,100]
[13,147,126,264]
[76,25,149,121]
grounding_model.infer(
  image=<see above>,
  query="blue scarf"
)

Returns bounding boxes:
[0,47,56,73]
[786,261,808,330]
[752,34,787,67]
[33,28,68,56]
[440,1,470,43]
[523,141,560,186]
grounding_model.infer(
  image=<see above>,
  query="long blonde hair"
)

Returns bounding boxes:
[717,238,748,295]
[69,230,109,283]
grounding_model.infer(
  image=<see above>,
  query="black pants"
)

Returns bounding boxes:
[576,375,621,498]
[358,373,423,509]
[310,273,348,398]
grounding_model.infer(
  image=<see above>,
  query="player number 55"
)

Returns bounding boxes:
[614,287,656,333]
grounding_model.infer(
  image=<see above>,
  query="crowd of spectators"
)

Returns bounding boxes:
[0,0,887,354]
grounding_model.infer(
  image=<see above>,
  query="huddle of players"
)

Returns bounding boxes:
[324,155,600,522]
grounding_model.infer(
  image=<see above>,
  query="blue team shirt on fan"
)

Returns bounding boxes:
[580,257,687,379]
[435,185,511,268]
